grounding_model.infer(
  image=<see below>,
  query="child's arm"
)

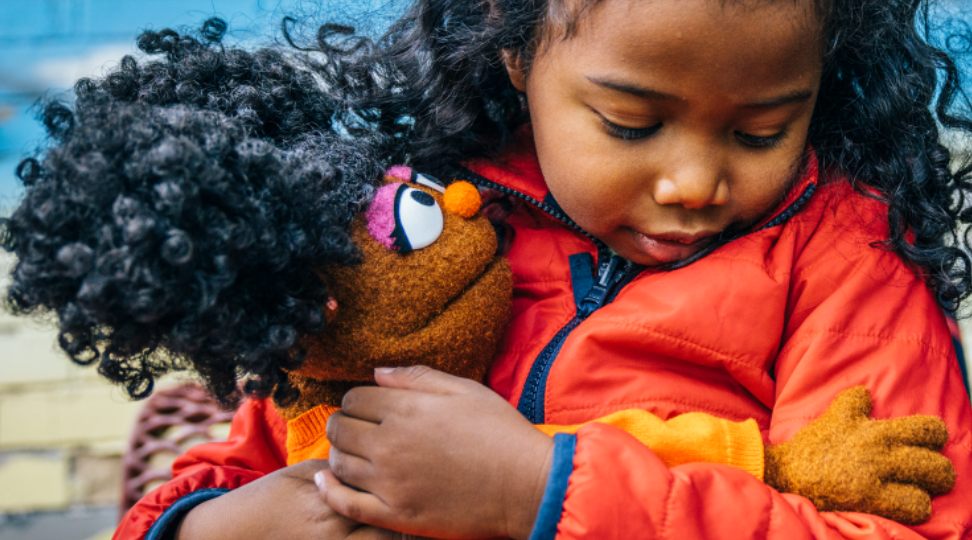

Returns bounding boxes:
[316,366,960,539]
[293,388,950,525]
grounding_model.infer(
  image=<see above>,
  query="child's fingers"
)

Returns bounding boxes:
[879,447,956,496]
[328,446,378,492]
[318,469,394,529]
[373,365,477,395]
[865,482,932,525]
[875,415,949,450]
[341,386,415,422]
[327,410,378,458]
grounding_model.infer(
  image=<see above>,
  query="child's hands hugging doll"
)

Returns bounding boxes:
[0,20,955,538]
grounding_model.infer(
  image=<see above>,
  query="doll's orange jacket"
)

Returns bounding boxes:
[115,132,972,540]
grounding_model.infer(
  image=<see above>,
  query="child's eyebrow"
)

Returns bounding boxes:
[586,76,814,109]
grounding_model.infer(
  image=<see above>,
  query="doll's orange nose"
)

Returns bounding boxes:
[443,181,481,218]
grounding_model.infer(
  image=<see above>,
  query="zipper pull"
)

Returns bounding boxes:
[577,254,626,318]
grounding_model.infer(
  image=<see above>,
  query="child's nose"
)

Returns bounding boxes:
[652,157,729,209]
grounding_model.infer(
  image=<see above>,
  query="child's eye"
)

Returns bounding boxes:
[735,130,788,149]
[601,118,662,141]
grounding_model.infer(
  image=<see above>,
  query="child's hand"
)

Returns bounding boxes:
[764,386,955,524]
[174,459,402,540]
[319,365,555,540]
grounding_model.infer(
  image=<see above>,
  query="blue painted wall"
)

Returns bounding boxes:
[0,0,406,209]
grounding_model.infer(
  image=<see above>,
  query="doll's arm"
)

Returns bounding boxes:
[540,391,955,525]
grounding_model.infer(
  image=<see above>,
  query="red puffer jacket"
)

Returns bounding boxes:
[462,136,972,540]
[115,135,972,540]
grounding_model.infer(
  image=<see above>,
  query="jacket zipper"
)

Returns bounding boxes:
[453,166,814,424]
[515,256,640,423]
[454,167,642,423]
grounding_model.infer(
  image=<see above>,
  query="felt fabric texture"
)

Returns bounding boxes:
[443,181,482,218]
[386,165,413,182]
[366,182,402,249]
[764,387,954,525]
[274,178,512,420]
[276,376,362,421]
[284,403,766,476]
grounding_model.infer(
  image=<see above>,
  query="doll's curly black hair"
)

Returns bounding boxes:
[3,0,972,402]
[2,54,381,403]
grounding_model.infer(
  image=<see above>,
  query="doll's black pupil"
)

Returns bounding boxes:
[410,191,435,206]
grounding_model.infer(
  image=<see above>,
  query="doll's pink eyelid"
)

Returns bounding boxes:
[365,183,403,250]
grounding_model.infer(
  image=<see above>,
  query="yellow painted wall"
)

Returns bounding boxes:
[0,251,144,515]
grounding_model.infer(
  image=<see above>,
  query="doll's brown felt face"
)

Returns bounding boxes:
[291,170,512,385]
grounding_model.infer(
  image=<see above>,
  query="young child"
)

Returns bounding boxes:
[8,0,972,538]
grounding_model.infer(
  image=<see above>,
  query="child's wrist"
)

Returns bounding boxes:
[172,499,226,540]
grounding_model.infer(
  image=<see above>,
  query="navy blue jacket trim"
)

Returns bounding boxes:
[568,253,596,312]
[145,488,230,540]
[529,433,578,540]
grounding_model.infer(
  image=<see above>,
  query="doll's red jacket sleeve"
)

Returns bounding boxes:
[113,398,288,540]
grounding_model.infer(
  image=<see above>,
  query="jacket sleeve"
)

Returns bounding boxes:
[113,398,289,540]
[537,228,972,539]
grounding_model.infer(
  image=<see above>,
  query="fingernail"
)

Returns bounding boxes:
[375,367,397,374]
[314,471,326,491]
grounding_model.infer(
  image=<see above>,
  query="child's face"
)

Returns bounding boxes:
[508,0,824,265]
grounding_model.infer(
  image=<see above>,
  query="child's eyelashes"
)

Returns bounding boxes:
[601,121,788,149]
[735,130,788,149]
[601,118,662,141]
[598,112,789,149]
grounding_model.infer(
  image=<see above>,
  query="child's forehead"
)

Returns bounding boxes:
[542,0,825,39]
[537,0,825,88]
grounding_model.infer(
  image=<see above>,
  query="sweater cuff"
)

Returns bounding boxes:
[145,488,229,540]
[528,433,577,540]
[726,418,765,481]
[286,404,340,465]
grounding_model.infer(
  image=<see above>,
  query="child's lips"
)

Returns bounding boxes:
[633,230,718,264]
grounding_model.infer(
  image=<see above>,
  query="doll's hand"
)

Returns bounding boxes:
[320,365,555,540]
[174,460,404,540]
[764,386,955,524]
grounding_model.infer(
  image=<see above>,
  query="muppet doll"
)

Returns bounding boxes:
[0,20,954,526]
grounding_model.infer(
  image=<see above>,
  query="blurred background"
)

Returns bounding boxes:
[0,1,969,539]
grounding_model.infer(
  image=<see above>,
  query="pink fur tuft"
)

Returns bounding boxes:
[366,183,402,249]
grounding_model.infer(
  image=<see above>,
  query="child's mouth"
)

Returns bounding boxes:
[633,231,717,264]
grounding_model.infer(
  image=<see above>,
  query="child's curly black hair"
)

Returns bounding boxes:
[3,0,972,402]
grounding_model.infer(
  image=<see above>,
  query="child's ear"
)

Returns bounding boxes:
[502,49,527,92]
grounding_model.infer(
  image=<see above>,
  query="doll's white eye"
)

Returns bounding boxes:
[391,185,443,253]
